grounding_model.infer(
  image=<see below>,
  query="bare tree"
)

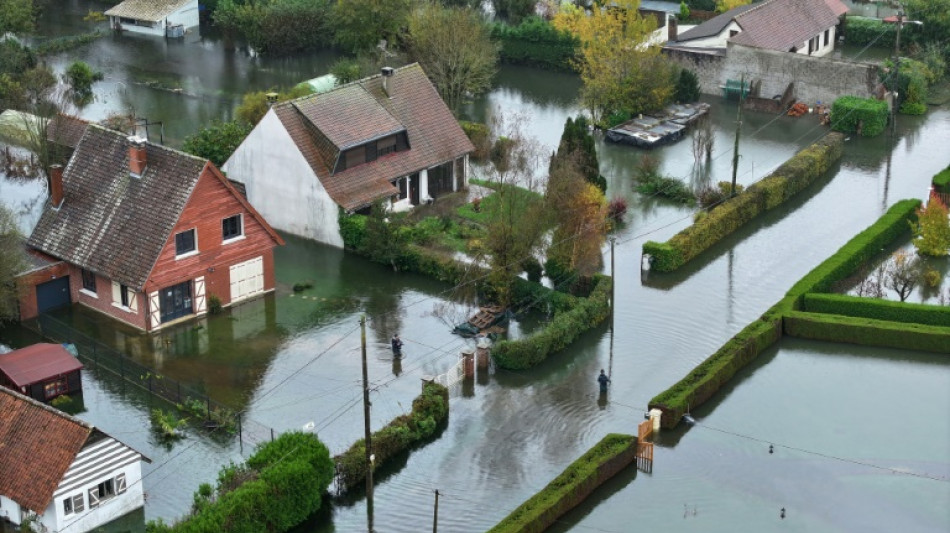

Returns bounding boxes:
[884,250,922,302]
[691,114,714,163]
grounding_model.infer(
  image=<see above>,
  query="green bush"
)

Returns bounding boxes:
[934,168,950,193]
[490,16,578,71]
[843,16,898,46]
[803,293,950,327]
[182,120,254,167]
[488,433,635,533]
[334,383,448,493]
[147,432,334,533]
[459,120,491,162]
[338,210,367,250]
[644,133,844,272]
[830,96,889,137]
[784,311,950,354]
[492,275,611,370]
[635,174,696,205]
[674,68,700,103]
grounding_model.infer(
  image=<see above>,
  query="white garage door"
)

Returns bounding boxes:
[230,256,264,303]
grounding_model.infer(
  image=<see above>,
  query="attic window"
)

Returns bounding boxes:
[729,30,738,37]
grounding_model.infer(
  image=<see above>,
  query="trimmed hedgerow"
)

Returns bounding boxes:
[803,293,950,327]
[492,275,612,370]
[782,199,920,310]
[643,133,844,272]
[338,210,367,250]
[146,432,334,533]
[784,311,950,354]
[490,17,579,72]
[334,383,448,494]
[487,433,636,533]
[933,168,950,194]
[842,16,898,46]
[830,96,889,137]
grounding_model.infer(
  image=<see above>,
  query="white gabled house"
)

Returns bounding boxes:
[105,0,199,37]
[223,63,475,247]
[0,387,150,533]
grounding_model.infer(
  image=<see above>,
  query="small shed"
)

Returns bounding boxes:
[0,343,83,402]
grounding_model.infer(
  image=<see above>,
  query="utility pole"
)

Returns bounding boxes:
[360,315,374,532]
[432,489,439,533]
[730,74,745,197]
[891,8,904,135]
[609,237,616,310]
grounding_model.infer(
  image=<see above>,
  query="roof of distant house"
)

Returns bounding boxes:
[46,114,89,149]
[272,63,475,212]
[105,0,194,22]
[27,125,283,290]
[675,0,848,51]
[0,343,83,387]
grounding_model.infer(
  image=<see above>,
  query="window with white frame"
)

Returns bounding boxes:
[63,494,84,515]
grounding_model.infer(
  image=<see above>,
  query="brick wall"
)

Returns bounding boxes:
[17,261,70,321]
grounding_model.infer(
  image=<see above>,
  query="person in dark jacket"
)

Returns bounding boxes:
[598,369,610,393]
[391,333,403,357]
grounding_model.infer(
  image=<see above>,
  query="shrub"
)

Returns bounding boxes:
[843,16,898,46]
[334,383,448,493]
[64,61,103,101]
[644,133,844,272]
[784,311,950,354]
[803,293,950,327]
[674,68,700,103]
[934,168,950,193]
[830,96,888,137]
[181,120,253,167]
[607,196,628,223]
[492,275,611,370]
[678,1,690,21]
[459,120,491,162]
[338,211,367,250]
[911,199,950,256]
[521,257,543,283]
[923,267,942,288]
[208,294,223,315]
[490,16,578,72]
[635,174,695,205]
[487,434,636,533]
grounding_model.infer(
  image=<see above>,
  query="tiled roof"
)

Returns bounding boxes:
[0,343,83,387]
[676,3,758,42]
[274,63,474,211]
[823,0,848,17]
[730,0,846,51]
[0,387,92,513]
[105,0,193,22]
[46,114,89,149]
[27,125,207,290]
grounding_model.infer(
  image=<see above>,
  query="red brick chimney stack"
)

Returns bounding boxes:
[129,137,147,176]
[50,164,64,208]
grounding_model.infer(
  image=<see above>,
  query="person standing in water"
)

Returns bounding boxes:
[598,369,610,393]
[391,333,403,357]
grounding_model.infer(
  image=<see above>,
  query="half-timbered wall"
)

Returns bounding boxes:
[37,436,145,533]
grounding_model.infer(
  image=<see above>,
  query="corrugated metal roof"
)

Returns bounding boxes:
[0,343,83,387]
[105,0,194,22]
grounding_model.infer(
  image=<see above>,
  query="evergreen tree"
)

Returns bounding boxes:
[553,116,606,193]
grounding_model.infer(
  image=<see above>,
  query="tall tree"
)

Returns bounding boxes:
[0,0,35,35]
[553,0,676,124]
[331,0,414,54]
[182,120,254,167]
[407,5,499,112]
[546,154,607,279]
[0,203,27,323]
[491,0,537,24]
[912,199,950,257]
[552,116,605,192]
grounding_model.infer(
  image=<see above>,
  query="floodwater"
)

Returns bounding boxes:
[1,2,948,532]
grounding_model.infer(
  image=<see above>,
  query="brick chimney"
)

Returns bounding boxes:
[49,164,64,208]
[128,137,147,177]
[668,17,678,42]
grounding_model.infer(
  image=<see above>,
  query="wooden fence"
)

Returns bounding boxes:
[636,419,654,473]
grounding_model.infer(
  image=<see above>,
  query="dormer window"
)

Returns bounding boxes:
[334,132,410,173]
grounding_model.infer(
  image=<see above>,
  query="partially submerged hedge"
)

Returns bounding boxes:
[784,311,950,354]
[487,433,636,533]
[934,168,950,194]
[831,96,889,138]
[644,133,844,272]
[492,275,612,370]
[490,17,578,72]
[803,293,950,327]
[334,382,448,493]
[147,432,334,533]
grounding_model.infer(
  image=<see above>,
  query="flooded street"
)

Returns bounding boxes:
[1,2,948,531]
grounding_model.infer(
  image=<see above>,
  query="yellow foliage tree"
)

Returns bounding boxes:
[716,0,752,14]
[552,0,676,124]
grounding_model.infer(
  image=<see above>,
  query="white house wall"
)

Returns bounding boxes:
[223,109,344,247]
[167,0,200,30]
[110,16,164,36]
[0,495,22,526]
[38,437,146,533]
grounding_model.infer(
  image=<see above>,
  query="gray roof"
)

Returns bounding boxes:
[676,3,758,42]
[27,125,207,290]
[105,0,193,22]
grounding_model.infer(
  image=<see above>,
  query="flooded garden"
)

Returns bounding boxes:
[1,1,948,531]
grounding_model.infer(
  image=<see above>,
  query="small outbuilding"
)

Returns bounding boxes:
[0,343,83,402]
[105,0,199,38]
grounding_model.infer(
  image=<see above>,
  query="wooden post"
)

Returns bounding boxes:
[360,315,374,531]
[433,489,439,533]
[731,74,744,198]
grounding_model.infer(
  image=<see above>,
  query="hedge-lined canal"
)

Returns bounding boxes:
[0,2,948,531]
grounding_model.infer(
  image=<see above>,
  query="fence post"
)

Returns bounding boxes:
[148,375,153,394]
[271,428,274,442]
[119,356,124,379]
[206,397,211,420]
[177,382,181,404]
[237,413,243,452]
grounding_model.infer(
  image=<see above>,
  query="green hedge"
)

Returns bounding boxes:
[782,199,920,310]
[803,293,950,327]
[933,168,950,193]
[492,275,612,370]
[643,133,844,272]
[487,433,636,533]
[146,432,334,533]
[830,96,889,137]
[784,311,950,354]
[843,16,898,46]
[649,312,783,428]
[491,17,578,72]
[334,383,449,493]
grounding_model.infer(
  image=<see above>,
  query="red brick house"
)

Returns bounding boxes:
[19,124,284,332]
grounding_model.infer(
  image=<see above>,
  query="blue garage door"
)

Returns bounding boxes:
[36,277,71,314]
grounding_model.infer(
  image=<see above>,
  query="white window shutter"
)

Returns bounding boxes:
[115,473,127,494]
[88,487,100,508]
[112,281,121,305]
[149,291,161,329]
[194,276,206,313]
[73,494,84,513]
[128,290,138,313]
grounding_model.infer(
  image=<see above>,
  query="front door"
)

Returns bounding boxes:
[36,276,71,314]
[409,172,420,205]
[159,281,193,323]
